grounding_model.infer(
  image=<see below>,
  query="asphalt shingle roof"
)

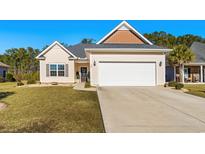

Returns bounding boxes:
[0,62,9,68]
[190,42,205,63]
[67,43,168,58]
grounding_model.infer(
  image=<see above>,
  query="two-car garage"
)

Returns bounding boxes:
[98,62,156,86]
[87,50,166,87]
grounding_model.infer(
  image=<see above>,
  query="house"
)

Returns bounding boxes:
[168,42,205,83]
[36,21,171,86]
[0,62,9,80]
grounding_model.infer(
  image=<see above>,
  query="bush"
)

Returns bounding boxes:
[14,74,22,82]
[27,79,36,84]
[17,81,24,86]
[168,81,177,87]
[175,83,184,90]
[6,73,16,82]
[22,72,40,81]
[0,76,4,82]
[85,81,91,88]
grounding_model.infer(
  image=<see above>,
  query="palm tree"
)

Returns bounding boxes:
[81,38,95,44]
[168,45,195,82]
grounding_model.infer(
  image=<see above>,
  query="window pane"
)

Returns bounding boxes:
[58,64,64,70]
[58,71,64,76]
[50,71,57,76]
[50,64,57,70]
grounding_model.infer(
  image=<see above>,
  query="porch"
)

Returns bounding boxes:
[74,59,90,83]
[174,64,205,83]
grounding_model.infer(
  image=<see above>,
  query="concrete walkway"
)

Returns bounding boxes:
[73,82,96,91]
[97,86,205,133]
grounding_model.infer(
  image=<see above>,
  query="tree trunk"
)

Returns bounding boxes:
[179,64,184,83]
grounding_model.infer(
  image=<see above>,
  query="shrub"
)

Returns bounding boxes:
[21,72,40,81]
[0,76,4,82]
[6,73,16,82]
[164,82,168,87]
[27,79,36,84]
[14,74,22,82]
[85,81,91,88]
[17,81,24,86]
[175,83,184,90]
[168,81,177,87]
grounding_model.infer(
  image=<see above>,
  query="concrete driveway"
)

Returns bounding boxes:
[97,86,205,132]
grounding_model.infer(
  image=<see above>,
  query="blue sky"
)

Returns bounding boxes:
[0,20,205,53]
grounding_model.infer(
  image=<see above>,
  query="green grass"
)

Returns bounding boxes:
[0,82,104,133]
[184,84,205,98]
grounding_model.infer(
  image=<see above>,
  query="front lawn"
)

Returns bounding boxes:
[0,82,104,133]
[184,84,205,98]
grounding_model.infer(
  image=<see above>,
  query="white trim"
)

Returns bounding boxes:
[96,21,153,45]
[200,65,203,82]
[184,63,205,66]
[85,48,171,53]
[36,41,77,59]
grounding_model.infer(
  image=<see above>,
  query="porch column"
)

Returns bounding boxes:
[200,65,203,83]
[182,64,184,83]
[173,66,176,81]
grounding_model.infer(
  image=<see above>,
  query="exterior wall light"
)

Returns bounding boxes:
[159,61,162,67]
[93,60,96,66]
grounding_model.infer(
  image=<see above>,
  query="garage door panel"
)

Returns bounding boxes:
[98,62,156,86]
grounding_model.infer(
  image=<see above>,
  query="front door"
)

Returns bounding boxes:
[80,67,87,82]
[3,70,6,78]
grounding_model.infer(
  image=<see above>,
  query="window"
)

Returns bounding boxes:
[49,64,65,77]
[50,64,57,76]
[58,64,65,76]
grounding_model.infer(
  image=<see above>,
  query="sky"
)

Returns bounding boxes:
[0,20,205,53]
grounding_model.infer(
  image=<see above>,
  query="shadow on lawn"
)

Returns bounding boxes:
[0,92,15,100]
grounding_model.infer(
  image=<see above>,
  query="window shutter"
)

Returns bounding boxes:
[65,64,69,77]
[46,64,49,77]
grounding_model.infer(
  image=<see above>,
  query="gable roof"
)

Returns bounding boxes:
[0,62,9,68]
[67,43,170,58]
[96,21,153,45]
[190,42,205,63]
[36,41,77,59]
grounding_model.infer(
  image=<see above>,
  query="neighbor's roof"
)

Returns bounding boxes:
[67,43,170,58]
[0,62,9,68]
[191,42,205,63]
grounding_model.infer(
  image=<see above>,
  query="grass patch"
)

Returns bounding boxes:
[0,82,104,132]
[184,84,205,98]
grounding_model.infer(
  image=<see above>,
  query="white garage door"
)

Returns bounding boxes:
[98,62,156,86]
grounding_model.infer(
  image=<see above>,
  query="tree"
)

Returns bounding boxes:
[144,32,205,48]
[168,45,195,82]
[81,38,95,44]
[0,47,40,75]
[144,31,177,48]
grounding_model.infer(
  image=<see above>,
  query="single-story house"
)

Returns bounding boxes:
[167,42,205,83]
[36,21,171,86]
[0,62,9,80]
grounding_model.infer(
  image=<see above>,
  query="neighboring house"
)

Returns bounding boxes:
[0,62,9,80]
[168,42,205,83]
[36,21,170,86]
